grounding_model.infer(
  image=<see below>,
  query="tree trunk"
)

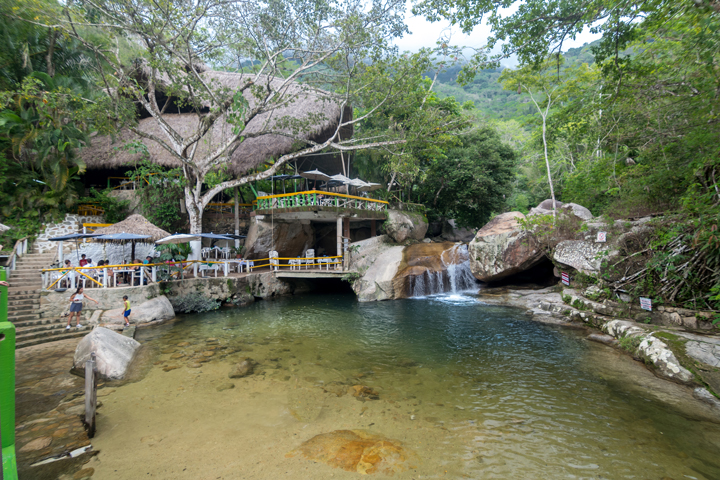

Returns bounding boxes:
[541,115,557,223]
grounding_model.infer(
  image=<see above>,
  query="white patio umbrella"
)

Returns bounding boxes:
[330,174,351,183]
[156,233,201,245]
[358,182,383,192]
[300,169,331,190]
[0,223,10,233]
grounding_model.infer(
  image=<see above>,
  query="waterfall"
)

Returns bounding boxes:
[410,244,476,297]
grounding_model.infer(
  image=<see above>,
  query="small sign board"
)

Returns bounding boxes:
[596,231,607,243]
[561,272,570,286]
[640,297,652,311]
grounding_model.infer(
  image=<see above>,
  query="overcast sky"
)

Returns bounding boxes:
[393,11,601,66]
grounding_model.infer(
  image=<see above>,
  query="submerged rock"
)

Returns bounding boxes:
[468,212,545,282]
[73,327,141,380]
[288,430,412,475]
[229,358,255,378]
[348,385,379,399]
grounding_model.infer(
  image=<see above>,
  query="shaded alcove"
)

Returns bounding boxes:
[481,256,558,288]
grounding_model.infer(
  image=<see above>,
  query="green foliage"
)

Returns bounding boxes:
[170,292,221,314]
[341,272,361,283]
[618,335,643,353]
[154,243,191,282]
[415,127,517,228]
[126,160,185,232]
[81,189,130,223]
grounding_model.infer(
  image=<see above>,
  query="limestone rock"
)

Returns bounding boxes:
[229,358,254,378]
[439,219,475,243]
[19,436,52,452]
[288,430,412,475]
[637,335,694,384]
[384,210,428,243]
[73,327,141,380]
[467,212,545,282]
[100,295,175,326]
[561,203,594,221]
[349,236,405,302]
[245,217,313,259]
[529,199,564,217]
[553,240,607,275]
[348,385,379,399]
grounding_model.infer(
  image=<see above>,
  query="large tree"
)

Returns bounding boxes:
[9,0,459,236]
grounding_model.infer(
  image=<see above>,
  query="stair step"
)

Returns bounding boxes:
[16,322,70,335]
[16,329,92,349]
[11,317,64,328]
[7,298,39,306]
[7,313,40,322]
[16,326,88,342]
[7,293,41,300]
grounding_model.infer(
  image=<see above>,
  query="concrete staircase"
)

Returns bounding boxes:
[7,250,92,349]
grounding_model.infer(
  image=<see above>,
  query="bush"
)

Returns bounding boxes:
[170,292,220,313]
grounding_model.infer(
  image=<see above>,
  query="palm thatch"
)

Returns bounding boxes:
[93,214,170,243]
[81,71,352,176]
[0,223,10,233]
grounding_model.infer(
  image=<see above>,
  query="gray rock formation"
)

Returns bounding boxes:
[467,212,545,282]
[439,219,476,243]
[244,216,314,259]
[73,327,141,380]
[350,236,405,302]
[561,203,594,221]
[100,295,175,326]
[384,210,428,243]
[552,240,607,275]
[529,199,564,216]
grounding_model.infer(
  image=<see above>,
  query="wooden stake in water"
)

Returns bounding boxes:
[84,352,97,438]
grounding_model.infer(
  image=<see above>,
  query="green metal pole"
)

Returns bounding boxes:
[0,267,18,479]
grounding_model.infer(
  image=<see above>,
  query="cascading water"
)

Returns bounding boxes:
[410,244,476,296]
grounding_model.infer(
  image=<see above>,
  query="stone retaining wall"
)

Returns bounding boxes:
[36,214,105,254]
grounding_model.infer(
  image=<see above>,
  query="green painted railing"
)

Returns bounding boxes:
[0,267,18,479]
[254,190,388,212]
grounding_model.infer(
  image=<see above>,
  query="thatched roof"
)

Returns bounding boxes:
[81,71,352,176]
[93,214,170,243]
[0,223,10,233]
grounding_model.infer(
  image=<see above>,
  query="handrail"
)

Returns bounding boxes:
[208,202,253,207]
[6,237,29,274]
[256,190,388,204]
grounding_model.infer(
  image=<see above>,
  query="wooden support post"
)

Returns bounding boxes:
[84,352,97,438]
[370,220,376,237]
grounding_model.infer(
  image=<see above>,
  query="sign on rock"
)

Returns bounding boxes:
[561,272,570,286]
[596,231,607,243]
[640,297,652,311]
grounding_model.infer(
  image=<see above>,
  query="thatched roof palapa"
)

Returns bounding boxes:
[82,71,353,176]
[93,214,170,243]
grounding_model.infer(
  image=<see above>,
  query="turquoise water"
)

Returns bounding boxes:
[98,292,720,478]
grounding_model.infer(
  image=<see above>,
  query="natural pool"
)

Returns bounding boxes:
[87,292,720,479]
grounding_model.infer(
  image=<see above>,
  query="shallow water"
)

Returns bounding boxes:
[89,293,720,479]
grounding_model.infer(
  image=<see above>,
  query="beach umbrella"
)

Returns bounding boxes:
[329,174,351,183]
[95,232,152,262]
[300,169,331,190]
[156,234,201,245]
[358,182,383,192]
[49,233,102,264]
[0,223,10,233]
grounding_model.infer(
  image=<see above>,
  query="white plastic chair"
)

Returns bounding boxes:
[304,249,315,269]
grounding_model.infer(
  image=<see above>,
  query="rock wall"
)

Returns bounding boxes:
[39,272,298,320]
[36,214,106,254]
[244,216,314,260]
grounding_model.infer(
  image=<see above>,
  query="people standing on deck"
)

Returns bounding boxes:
[66,287,98,329]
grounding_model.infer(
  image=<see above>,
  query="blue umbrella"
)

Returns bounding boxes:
[49,233,102,263]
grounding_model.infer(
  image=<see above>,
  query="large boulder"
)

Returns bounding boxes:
[100,295,175,326]
[560,203,594,221]
[244,216,314,259]
[73,327,141,380]
[353,244,405,301]
[439,219,476,243]
[383,210,428,243]
[528,199,564,217]
[468,212,545,282]
[552,240,607,275]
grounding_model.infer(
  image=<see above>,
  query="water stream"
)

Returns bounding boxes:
[87,293,720,479]
[410,244,477,297]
